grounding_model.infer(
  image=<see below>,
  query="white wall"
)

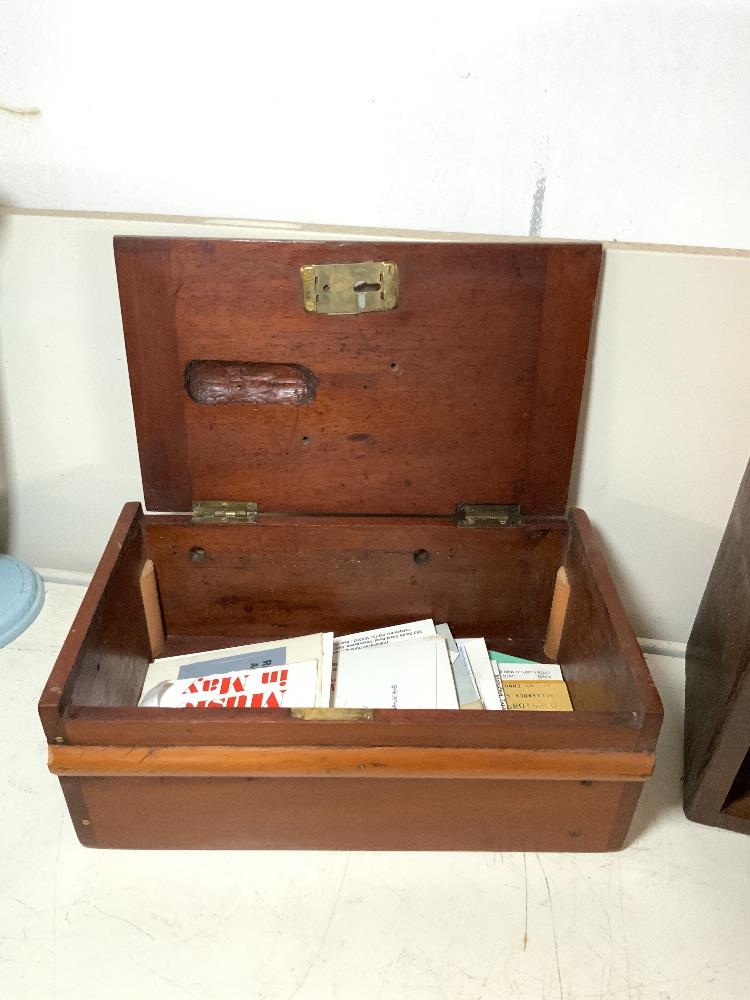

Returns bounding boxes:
[2,2,750,640]
[1,1,750,249]
[573,248,750,640]
[1,209,748,643]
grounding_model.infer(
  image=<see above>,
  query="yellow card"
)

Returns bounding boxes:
[502,679,573,711]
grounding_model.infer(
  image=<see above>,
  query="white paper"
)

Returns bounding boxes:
[494,662,564,681]
[332,619,436,667]
[457,638,505,710]
[333,635,457,710]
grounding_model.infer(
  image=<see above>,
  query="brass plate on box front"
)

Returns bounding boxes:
[300,261,398,315]
[290,707,374,721]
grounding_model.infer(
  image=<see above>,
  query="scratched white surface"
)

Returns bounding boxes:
[2,583,749,1000]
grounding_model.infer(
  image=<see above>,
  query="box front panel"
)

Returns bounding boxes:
[63,775,642,852]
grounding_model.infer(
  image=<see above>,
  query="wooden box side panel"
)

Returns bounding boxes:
[59,705,651,753]
[559,510,662,746]
[144,515,567,655]
[39,503,151,739]
[62,774,643,852]
[684,457,750,827]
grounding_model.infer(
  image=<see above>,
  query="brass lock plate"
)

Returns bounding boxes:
[300,261,398,315]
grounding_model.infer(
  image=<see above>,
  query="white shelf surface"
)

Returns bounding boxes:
[2,582,748,1000]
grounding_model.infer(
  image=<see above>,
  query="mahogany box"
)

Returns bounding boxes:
[39,238,663,851]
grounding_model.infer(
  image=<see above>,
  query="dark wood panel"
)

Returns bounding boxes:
[560,510,663,742]
[722,746,750,820]
[38,503,150,739]
[724,792,750,822]
[61,704,646,752]
[114,241,192,510]
[158,626,549,662]
[71,774,635,851]
[144,514,566,642]
[684,456,750,832]
[114,239,601,515]
[525,247,602,511]
[52,509,659,759]
[608,782,646,849]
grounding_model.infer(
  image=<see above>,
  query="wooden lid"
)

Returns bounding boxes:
[114,238,601,516]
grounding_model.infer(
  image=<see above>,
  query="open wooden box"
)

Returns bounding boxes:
[39,239,662,851]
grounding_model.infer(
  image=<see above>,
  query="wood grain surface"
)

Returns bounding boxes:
[684,456,750,832]
[60,774,643,851]
[49,743,655,781]
[58,704,656,753]
[114,238,601,516]
[114,244,191,512]
[560,510,663,741]
[143,513,567,646]
[38,503,150,741]
[37,237,667,852]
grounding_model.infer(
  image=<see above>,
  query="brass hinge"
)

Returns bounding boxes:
[456,503,521,527]
[300,261,399,315]
[191,500,258,524]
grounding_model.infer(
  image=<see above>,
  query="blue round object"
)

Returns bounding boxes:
[0,556,44,647]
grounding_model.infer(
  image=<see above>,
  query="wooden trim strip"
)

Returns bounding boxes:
[139,558,166,659]
[48,745,654,781]
[544,564,570,660]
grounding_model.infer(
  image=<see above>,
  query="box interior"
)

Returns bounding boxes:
[59,508,651,722]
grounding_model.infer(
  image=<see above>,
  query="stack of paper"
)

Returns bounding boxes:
[488,650,573,711]
[333,633,457,710]
[136,618,573,713]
